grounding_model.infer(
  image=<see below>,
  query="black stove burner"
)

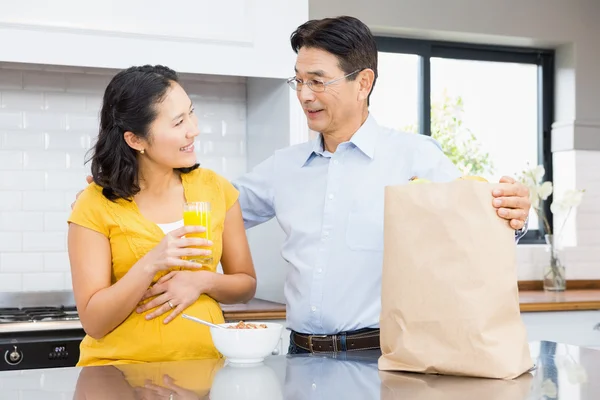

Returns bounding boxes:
[0,306,79,323]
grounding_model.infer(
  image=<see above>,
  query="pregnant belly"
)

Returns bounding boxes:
[80,295,224,365]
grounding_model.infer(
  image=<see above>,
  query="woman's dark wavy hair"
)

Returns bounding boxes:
[87,64,198,201]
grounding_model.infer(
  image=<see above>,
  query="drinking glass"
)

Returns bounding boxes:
[183,201,213,265]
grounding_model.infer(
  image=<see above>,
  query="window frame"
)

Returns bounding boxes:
[374,36,555,244]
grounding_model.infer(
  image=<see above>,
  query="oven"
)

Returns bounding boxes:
[0,291,85,371]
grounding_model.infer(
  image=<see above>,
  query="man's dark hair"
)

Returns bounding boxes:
[87,65,198,201]
[290,15,378,104]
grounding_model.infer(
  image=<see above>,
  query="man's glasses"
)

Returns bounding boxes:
[286,69,360,93]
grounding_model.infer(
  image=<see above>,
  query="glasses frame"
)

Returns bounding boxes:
[286,69,361,93]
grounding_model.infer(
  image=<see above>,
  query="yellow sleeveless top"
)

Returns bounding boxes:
[68,168,238,366]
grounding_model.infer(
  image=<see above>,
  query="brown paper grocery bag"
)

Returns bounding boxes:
[379,369,533,400]
[378,180,533,379]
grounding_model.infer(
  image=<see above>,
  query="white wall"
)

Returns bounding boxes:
[310,0,600,279]
[0,63,249,292]
[245,78,305,303]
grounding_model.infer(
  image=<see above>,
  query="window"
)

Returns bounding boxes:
[372,37,554,244]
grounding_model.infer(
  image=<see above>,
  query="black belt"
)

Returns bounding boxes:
[292,329,380,353]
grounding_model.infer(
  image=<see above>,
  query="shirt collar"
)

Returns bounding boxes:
[301,113,378,167]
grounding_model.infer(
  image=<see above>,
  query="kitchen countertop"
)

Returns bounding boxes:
[221,298,286,322]
[225,290,600,321]
[0,341,596,399]
[519,290,600,312]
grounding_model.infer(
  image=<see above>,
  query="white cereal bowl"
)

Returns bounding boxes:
[209,322,284,364]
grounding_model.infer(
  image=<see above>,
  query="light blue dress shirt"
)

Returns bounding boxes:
[232,114,523,335]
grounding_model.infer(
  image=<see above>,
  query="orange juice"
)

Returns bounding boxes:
[183,202,213,265]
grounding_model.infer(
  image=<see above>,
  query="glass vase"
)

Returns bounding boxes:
[543,234,566,292]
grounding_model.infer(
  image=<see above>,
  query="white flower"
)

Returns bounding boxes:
[539,181,553,200]
[563,189,585,208]
[550,189,585,214]
[532,165,546,184]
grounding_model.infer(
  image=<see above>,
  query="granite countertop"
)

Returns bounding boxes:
[0,341,597,399]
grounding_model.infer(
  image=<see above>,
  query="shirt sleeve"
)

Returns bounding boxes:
[231,155,276,229]
[67,185,110,237]
[413,135,462,182]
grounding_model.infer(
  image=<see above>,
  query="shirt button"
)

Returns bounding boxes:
[328,194,334,200]
[312,383,317,390]
[311,306,317,312]
[317,268,322,273]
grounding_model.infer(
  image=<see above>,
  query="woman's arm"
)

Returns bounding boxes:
[69,223,210,338]
[68,223,156,339]
[199,199,257,304]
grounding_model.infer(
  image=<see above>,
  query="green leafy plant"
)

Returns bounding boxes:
[403,89,495,176]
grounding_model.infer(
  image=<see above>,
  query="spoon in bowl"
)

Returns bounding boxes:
[182,313,227,329]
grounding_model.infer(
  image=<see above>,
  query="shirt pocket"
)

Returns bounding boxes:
[345,210,384,251]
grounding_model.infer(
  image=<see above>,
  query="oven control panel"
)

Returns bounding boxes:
[49,345,69,360]
[0,331,84,371]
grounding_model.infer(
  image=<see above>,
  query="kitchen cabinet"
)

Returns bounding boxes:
[521,310,600,350]
[0,0,308,79]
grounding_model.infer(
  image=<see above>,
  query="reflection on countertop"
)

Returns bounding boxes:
[0,341,597,399]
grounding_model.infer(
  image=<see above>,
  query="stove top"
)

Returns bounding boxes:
[0,306,79,323]
[0,291,83,333]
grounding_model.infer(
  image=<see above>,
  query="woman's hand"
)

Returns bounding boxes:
[143,225,213,274]
[134,375,206,400]
[136,270,212,323]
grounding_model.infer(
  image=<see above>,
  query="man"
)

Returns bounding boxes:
[74,16,530,355]
[231,16,530,354]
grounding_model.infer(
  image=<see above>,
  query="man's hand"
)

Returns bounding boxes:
[71,175,93,209]
[492,176,530,230]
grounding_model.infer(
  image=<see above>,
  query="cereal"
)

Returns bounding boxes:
[228,321,268,329]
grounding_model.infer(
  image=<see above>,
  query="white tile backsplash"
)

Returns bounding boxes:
[3,131,45,149]
[22,232,66,252]
[0,63,248,291]
[0,171,46,190]
[0,273,22,292]
[0,191,22,211]
[0,253,44,273]
[0,150,24,169]
[1,91,44,110]
[23,151,68,170]
[0,232,22,252]
[23,272,65,291]
[0,211,44,231]
[0,111,24,129]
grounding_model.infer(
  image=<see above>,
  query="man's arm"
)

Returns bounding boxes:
[412,136,462,182]
[232,155,277,229]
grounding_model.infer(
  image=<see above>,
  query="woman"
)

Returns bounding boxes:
[68,65,257,366]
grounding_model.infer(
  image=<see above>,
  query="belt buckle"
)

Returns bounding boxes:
[307,334,328,353]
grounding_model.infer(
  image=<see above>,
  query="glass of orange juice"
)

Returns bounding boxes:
[183,201,213,265]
